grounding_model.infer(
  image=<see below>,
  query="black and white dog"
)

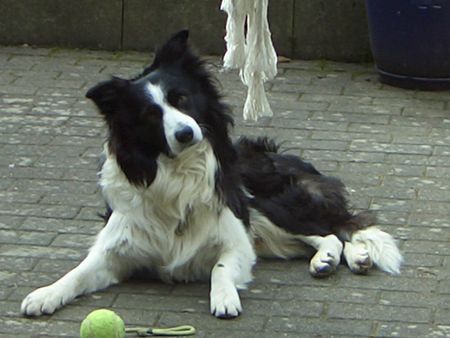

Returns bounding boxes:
[21,30,402,318]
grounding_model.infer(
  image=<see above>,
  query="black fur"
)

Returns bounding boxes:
[87,30,249,225]
[88,30,371,237]
[236,137,374,238]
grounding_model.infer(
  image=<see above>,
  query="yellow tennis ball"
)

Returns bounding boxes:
[80,309,125,338]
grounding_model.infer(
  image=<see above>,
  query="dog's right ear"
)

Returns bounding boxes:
[86,77,130,115]
[142,30,190,75]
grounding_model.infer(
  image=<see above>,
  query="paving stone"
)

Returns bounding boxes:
[0,215,25,230]
[10,179,96,194]
[40,192,101,206]
[435,309,450,325]
[267,299,323,317]
[394,226,450,242]
[408,214,450,228]
[20,217,103,235]
[159,312,266,332]
[438,279,450,294]
[402,240,449,255]
[113,293,212,317]
[379,290,441,308]
[32,259,80,273]
[338,273,438,293]
[51,233,94,249]
[0,229,55,246]
[434,145,450,156]
[277,285,378,304]
[0,46,449,338]
[266,317,372,336]
[1,270,64,289]
[0,202,80,219]
[350,140,433,155]
[0,256,37,272]
[0,244,84,261]
[0,166,65,180]
[0,134,53,145]
[0,317,80,337]
[327,303,431,323]
[375,97,446,110]
[108,279,174,296]
[76,206,104,221]
[310,129,391,142]
[377,322,447,338]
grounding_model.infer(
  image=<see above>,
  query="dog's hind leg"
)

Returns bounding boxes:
[210,208,256,319]
[297,234,343,278]
[21,212,132,316]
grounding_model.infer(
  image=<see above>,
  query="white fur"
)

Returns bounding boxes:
[249,209,342,277]
[348,227,403,275]
[250,208,311,258]
[343,241,373,274]
[147,83,203,155]
[21,141,256,317]
[296,234,343,277]
[20,138,403,317]
[221,0,277,120]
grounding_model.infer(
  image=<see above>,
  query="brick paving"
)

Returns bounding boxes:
[1,45,450,337]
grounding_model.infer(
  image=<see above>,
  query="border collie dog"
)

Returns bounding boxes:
[21,30,402,318]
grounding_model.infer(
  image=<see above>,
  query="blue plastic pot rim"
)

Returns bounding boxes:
[376,67,450,83]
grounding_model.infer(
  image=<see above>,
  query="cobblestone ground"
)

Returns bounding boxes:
[0,45,450,337]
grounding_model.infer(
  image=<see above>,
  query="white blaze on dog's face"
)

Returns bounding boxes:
[86,29,231,186]
[146,82,203,156]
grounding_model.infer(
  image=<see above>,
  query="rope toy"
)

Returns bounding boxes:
[221,0,278,121]
[80,309,196,337]
[125,325,196,337]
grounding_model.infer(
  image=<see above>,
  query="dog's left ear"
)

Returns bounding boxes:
[144,30,190,74]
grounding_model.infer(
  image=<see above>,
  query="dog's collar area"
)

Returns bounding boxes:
[175,207,194,236]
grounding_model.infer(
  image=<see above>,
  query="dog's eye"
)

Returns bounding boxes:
[168,90,189,109]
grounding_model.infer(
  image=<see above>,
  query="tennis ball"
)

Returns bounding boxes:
[80,309,125,338]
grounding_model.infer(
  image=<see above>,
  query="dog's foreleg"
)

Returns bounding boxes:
[210,209,256,319]
[297,234,343,277]
[21,212,131,316]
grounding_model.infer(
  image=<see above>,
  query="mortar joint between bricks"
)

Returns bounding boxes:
[321,302,329,318]
[370,321,380,336]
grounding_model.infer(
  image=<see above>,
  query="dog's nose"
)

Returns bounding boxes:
[175,126,194,143]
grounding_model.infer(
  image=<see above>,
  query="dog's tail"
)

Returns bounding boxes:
[340,211,403,275]
[353,227,403,275]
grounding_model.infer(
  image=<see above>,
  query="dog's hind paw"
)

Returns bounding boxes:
[344,241,373,274]
[210,283,242,319]
[21,285,71,316]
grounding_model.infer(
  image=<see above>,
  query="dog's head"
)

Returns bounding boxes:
[86,30,233,185]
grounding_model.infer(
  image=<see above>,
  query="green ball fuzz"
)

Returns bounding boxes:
[80,309,125,338]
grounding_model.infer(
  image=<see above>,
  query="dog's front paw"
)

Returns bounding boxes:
[210,283,242,319]
[21,284,71,316]
[310,250,341,278]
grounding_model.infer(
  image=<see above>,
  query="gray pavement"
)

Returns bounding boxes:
[1,45,450,337]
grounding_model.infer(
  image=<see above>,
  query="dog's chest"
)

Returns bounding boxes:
[100,142,223,276]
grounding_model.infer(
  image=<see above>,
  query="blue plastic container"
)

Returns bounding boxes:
[366,0,450,90]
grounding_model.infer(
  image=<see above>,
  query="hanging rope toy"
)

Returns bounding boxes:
[221,0,278,121]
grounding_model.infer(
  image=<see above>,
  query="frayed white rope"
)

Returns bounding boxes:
[221,0,277,121]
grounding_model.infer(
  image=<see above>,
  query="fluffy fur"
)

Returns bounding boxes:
[21,30,403,319]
